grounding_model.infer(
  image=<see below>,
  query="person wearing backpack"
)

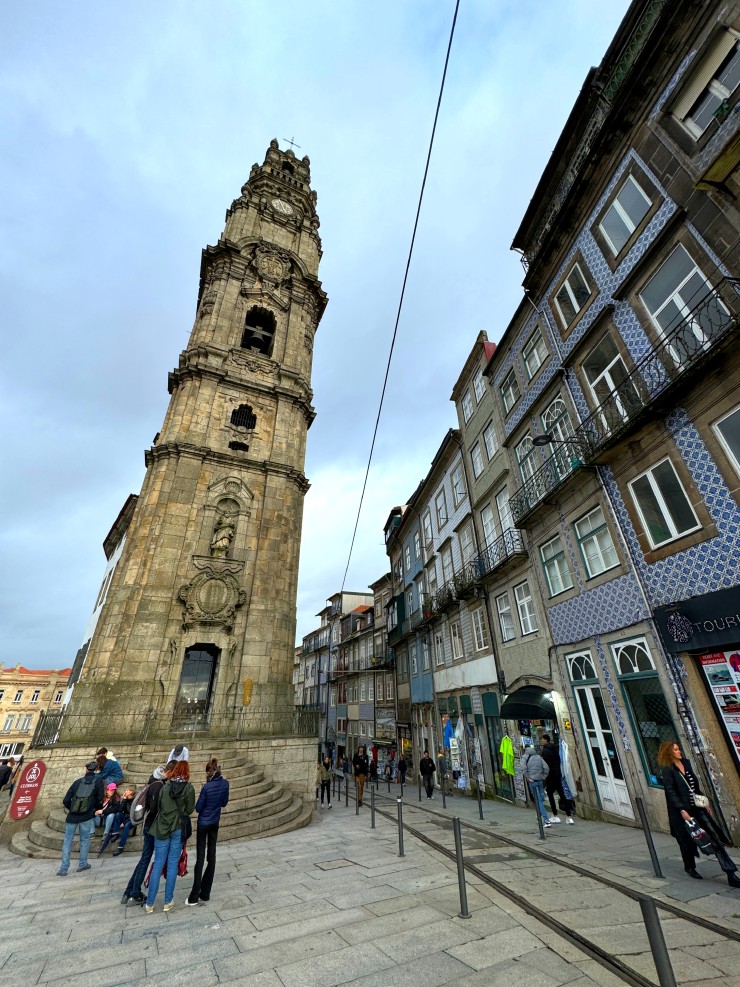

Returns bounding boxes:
[58,760,105,876]
[145,760,195,913]
[186,757,230,905]
[120,763,167,905]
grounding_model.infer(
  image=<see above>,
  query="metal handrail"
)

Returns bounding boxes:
[476,528,526,577]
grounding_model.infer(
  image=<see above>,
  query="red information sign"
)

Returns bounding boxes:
[9,758,47,820]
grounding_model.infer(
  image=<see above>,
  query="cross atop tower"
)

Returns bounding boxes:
[284,136,301,151]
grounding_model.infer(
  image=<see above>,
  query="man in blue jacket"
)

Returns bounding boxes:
[186,758,229,905]
[58,760,104,876]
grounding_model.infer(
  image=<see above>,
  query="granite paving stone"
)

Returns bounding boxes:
[274,941,397,987]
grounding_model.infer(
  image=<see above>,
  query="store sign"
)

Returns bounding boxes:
[655,587,740,653]
[699,652,740,767]
[9,759,46,820]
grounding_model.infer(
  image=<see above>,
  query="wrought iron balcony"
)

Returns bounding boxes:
[511,278,739,525]
[453,564,479,600]
[432,583,457,613]
[370,653,395,670]
[477,527,527,577]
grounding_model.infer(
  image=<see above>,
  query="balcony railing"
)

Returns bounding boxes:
[511,278,739,524]
[477,527,527,577]
[370,653,395,670]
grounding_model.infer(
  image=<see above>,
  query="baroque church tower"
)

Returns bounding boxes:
[68,140,327,736]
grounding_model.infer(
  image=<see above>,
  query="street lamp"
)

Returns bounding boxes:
[532,432,586,469]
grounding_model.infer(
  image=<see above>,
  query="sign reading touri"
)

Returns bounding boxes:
[655,587,740,654]
[9,759,46,820]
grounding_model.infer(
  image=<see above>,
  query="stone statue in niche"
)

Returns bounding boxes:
[210,518,235,558]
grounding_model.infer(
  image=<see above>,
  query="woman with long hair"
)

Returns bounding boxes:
[657,739,740,887]
[145,760,195,913]
[186,757,229,906]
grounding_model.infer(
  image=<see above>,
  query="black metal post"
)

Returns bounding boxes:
[638,896,678,987]
[345,775,349,808]
[635,796,664,879]
[442,773,447,809]
[418,776,422,802]
[370,785,375,829]
[476,778,483,820]
[355,778,359,815]
[452,817,471,919]
[397,798,405,857]
[387,773,391,794]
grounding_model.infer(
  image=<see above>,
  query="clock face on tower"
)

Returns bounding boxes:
[271,198,293,215]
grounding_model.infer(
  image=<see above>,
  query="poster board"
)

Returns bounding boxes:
[699,651,740,766]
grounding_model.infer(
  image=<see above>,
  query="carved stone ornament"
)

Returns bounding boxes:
[178,571,247,632]
[200,289,217,318]
[229,349,278,376]
[192,554,244,575]
[254,246,290,284]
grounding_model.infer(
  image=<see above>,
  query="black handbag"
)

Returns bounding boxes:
[685,818,714,855]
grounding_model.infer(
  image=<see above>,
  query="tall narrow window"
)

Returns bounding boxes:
[514,580,538,634]
[436,490,448,528]
[523,330,548,379]
[459,525,475,564]
[554,263,591,327]
[714,406,740,477]
[450,620,464,659]
[461,391,474,422]
[452,463,466,506]
[495,593,515,642]
[516,436,537,483]
[500,369,521,414]
[540,535,573,597]
[481,504,496,547]
[583,332,640,425]
[422,511,433,547]
[473,369,486,402]
[470,442,484,479]
[472,606,489,651]
[672,33,740,138]
[483,421,498,460]
[575,506,619,577]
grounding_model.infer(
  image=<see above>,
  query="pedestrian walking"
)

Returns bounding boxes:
[186,757,229,906]
[369,758,378,786]
[522,743,551,828]
[398,756,407,785]
[57,760,104,876]
[540,734,574,824]
[0,759,11,792]
[121,763,167,905]
[145,760,195,913]
[316,755,332,809]
[658,740,740,887]
[8,757,21,797]
[352,745,369,806]
[419,749,436,799]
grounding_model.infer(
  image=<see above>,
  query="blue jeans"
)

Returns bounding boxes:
[147,832,183,906]
[528,780,550,823]
[60,818,95,873]
[124,826,154,898]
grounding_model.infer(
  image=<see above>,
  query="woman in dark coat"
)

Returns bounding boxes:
[658,739,740,887]
[186,757,229,906]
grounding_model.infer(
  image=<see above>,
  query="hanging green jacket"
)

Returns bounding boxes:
[500,736,515,776]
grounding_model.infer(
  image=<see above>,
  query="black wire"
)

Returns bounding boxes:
[340,0,461,592]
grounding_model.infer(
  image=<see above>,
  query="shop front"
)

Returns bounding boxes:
[499,684,559,808]
[656,587,740,841]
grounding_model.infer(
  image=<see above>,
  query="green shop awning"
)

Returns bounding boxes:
[460,695,472,714]
[482,692,499,717]
[499,686,555,721]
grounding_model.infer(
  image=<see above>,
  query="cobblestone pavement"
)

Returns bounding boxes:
[2,786,740,986]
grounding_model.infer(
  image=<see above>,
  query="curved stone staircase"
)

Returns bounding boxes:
[9,747,314,860]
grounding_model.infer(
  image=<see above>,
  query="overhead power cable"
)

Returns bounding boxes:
[340,0,461,592]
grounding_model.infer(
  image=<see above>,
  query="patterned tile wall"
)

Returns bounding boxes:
[547,573,649,646]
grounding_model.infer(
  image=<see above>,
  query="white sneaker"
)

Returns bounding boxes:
[543,821,552,828]
[566,816,575,825]
[550,816,561,823]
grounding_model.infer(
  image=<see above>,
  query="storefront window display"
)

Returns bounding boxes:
[698,651,740,768]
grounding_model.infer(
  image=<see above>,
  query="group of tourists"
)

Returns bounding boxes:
[58,741,231,910]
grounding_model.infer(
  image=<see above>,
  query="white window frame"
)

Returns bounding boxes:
[473,369,486,402]
[495,592,515,642]
[471,606,490,651]
[30,690,40,704]
[405,545,411,572]
[672,31,740,139]
[522,329,548,379]
[554,262,591,327]
[360,678,366,702]
[368,677,374,701]
[481,504,496,548]
[450,620,464,660]
[461,390,474,423]
[441,547,454,586]
[516,435,537,483]
[514,580,538,635]
[496,487,514,534]
[54,691,63,704]
[540,534,574,597]
[574,506,619,577]
[628,458,701,548]
[386,675,395,701]
[436,490,448,528]
[410,644,418,675]
[414,530,422,559]
[330,688,336,707]
[1,715,14,734]
[471,441,484,479]
[434,631,445,666]
[639,244,725,348]
[406,588,414,617]
[483,421,498,460]
[13,691,22,704]
[599,175,651,255]
[422,638,430,671]
[459,524,475,564]
[713,405,740,477]
[452,463,465,506]
[500,369,521,414]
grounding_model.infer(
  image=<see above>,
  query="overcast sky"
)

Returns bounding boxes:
[1,1,631,670]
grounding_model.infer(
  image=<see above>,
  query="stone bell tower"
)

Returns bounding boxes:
[67,139,327,737]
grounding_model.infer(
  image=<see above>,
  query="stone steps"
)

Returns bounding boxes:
[9,749,312,859]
